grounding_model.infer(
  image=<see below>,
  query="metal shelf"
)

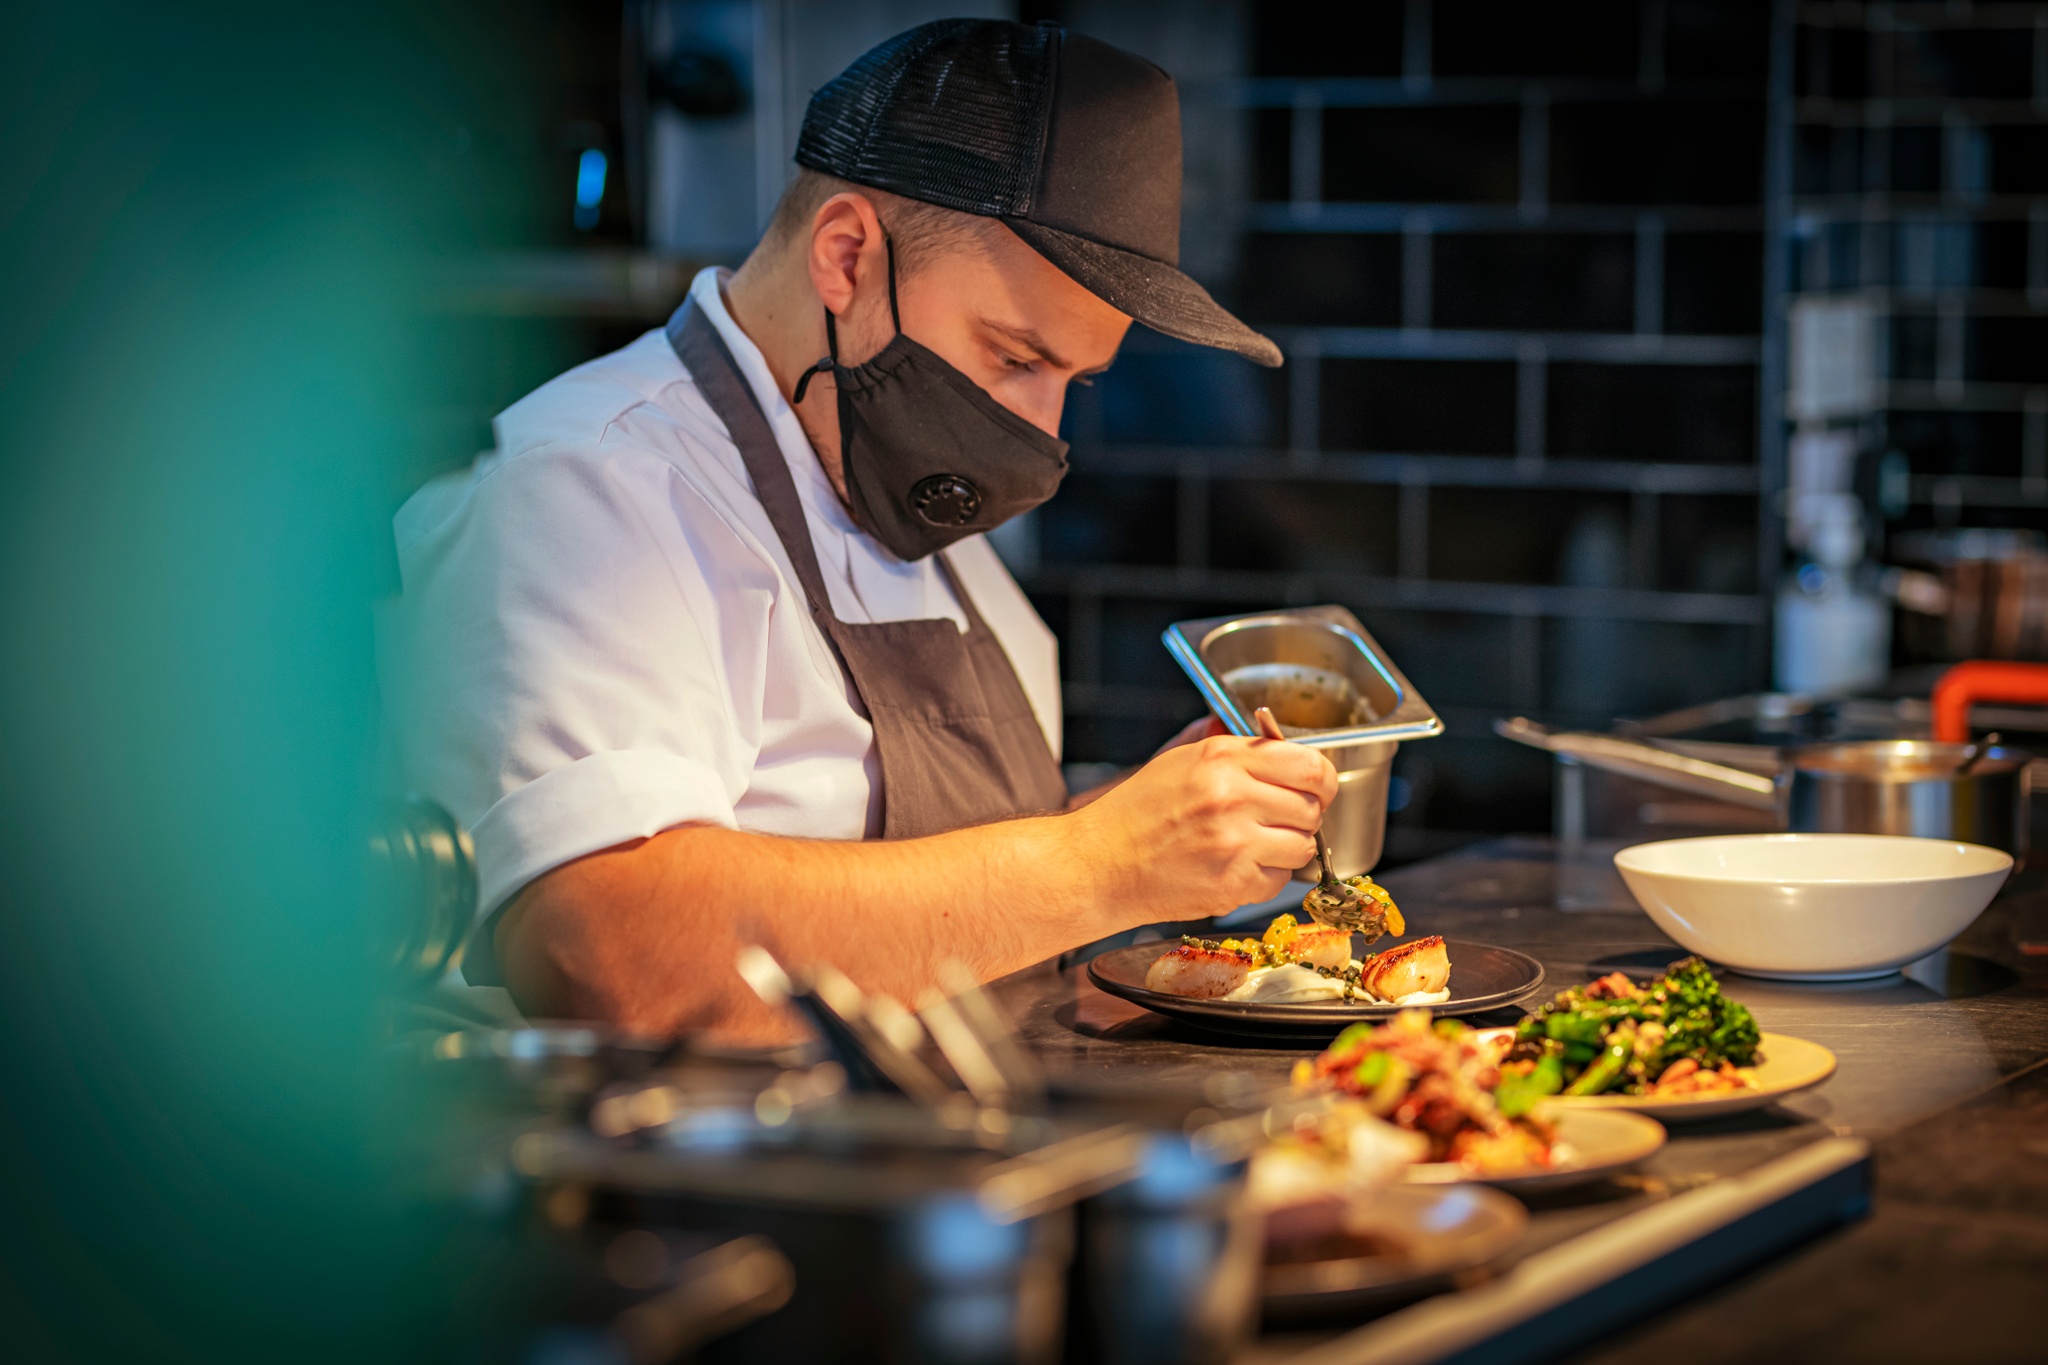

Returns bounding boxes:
[1070,445,1760,496]
[1248,202,1763,234]
[1277,326,1760,365]
[1021,564,1765,626]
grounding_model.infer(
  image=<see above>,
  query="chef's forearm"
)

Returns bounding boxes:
[1064,772,1128,809]
[495,816,1129,1041]
[499,733,1334,1038]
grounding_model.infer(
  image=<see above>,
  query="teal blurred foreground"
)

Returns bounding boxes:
[0,6,544,1359]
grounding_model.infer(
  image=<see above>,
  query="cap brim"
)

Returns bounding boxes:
[1002,219,1284,368]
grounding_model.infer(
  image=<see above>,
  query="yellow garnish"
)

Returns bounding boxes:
[1344,877,1406,935]
[1262,913,1301,950]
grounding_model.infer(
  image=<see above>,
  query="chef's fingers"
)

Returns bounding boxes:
[1243,826,1319,874]
[1238,736,1340,808]
[1231,780,1328,836]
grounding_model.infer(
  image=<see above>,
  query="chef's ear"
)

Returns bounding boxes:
[806,191,888,318]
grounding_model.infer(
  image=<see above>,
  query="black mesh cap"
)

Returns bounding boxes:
[795,19,1282,368]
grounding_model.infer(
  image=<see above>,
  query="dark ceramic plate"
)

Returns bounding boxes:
[1086,937,1546,1039]
[1261,1183,1528,1322]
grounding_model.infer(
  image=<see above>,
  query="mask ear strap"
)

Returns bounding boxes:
[883,234,902,333]
[792,312,837,406]
[792,230,893,406]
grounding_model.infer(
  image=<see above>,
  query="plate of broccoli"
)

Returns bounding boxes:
[1485,957,1836,1121]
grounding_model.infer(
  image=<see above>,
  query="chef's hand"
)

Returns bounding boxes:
[1070,731,1337,922]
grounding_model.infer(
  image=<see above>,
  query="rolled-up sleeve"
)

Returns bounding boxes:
[388,443,770,919]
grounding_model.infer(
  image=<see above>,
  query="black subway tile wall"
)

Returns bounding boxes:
[1431,0,1641,78]
[1022,0,1781,850]
[1206,482,1400,577]
[1239,234,1403,328]
[1320,360,1519,455]
[1019,1,2048,852]
[1431,234,1636,333]
[1547,364,1759,463]
[1664,233,1765,335]
[1321,108,1524,205]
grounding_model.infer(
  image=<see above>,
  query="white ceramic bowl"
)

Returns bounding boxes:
[1613,833,2012,981]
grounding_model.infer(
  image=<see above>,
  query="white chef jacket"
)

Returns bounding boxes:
[384,267,1062,921]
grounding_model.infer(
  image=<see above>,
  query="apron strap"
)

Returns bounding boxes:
[666,293,1066,836]
[930,547,991,635]
[669,296,984,641]
[668,298,851,646]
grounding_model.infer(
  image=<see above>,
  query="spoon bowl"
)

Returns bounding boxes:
[1253,706,1370,931]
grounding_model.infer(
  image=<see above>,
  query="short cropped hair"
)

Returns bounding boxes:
[765,168,1005,276]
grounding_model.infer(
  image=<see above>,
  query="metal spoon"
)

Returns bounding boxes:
[1252,706,1368,930]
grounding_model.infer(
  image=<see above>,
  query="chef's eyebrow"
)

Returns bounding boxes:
[979,317,1074,371]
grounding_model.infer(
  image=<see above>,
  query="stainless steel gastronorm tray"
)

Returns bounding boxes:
[1162,604,1444,749]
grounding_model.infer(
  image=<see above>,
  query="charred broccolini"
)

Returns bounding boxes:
[1502,956,1762,1099]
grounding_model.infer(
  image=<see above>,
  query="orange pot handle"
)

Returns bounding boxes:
[1931,660,2048,742]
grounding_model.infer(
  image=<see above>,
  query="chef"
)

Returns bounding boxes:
[389,18,1336,1039]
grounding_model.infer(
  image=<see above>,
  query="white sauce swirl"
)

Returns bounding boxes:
[1391,988,1451,1006]
[1221,964,1348,1003]
[1220,961,1453,1007]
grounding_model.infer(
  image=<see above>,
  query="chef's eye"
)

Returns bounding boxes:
[1000,353,1035,372]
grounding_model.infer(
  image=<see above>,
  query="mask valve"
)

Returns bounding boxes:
[910,475,983,526]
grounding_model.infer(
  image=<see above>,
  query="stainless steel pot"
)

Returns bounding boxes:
[1497,718,2030,860]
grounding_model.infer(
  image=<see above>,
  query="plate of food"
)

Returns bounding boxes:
[1086,878,1545,1037]
[1473,957,1836,1121]
[1272,1011,1667,1193]
[1259,1183,1528,1321]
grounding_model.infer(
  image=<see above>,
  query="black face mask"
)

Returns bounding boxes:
[791,241,1071,562]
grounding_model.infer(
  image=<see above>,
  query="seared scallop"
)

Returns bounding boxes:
[1145,943,1254,998]
[1358,935,1450,1001]
[1289,924,1356,971]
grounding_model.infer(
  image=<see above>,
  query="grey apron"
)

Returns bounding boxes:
[462,299,1071,987]
[667,298,1069,838]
